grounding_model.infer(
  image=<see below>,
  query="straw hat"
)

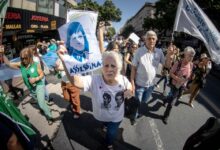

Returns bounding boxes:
[200,53,209,59]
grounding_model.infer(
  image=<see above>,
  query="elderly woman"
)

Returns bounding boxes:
[183,53,211,108]
[3,47,53,124]
[58,47,132,149]
[162,46,195,124]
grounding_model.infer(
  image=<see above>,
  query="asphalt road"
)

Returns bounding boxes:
[51,73,220,150]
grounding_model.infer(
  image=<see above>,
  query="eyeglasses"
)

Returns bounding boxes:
[20,57,29,60]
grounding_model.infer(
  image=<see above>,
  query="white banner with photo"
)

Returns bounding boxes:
[58,10,102,75]
[174,0,220,64]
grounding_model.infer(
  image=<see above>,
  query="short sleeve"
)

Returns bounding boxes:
[170,61,178,74]
[82,75,92,92]
[122,76,132,90]
[160,50,165,65]
[132,49,139,67]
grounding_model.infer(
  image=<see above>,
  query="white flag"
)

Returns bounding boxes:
[58,10,102,75]
[0,0,9,25]
[174,0,220,64]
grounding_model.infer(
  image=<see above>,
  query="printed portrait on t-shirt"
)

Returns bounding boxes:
[115,91,124,109]
[102,92,111,109]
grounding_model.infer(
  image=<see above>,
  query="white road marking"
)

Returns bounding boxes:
[149,119,164,150]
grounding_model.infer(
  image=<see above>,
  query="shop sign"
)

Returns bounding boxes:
[6,12,21,20]
[31,15,48,22]
[30,24,38,29]
[40,25,48,29]
[26,29,35,33]
[5,24,21,29]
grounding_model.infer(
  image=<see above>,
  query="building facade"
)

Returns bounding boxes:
[121,2,155,36]
[2,0,77,59]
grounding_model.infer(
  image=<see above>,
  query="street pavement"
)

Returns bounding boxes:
[14,70,220,150]
[51,73,220,150]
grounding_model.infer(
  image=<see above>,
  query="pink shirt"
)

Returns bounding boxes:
[170,61,192,87]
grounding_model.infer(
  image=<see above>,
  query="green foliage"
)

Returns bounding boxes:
[142,0,220,35]
[99,0,121,22]
[73,0,100,11]
[106,27,116,39]
[120,25,135,38]
[142,18,156,30]
[73,0,121,23]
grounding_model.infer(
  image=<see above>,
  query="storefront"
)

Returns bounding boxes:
[2,7,66,59]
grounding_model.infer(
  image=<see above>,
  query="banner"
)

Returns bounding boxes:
[0,0,8,26]
[174,0,220,64]
[0,57,21,81]
[58,10,102,75]
[0,0,9,44]
[128,33,140,45]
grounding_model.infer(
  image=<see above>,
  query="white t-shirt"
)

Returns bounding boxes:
[83,74,131,122]
[132,46,165,87]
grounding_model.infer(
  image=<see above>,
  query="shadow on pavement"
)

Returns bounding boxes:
[49,93,69,109]
[80,95,93,112]
[138,91,164,120]
[196,94,220,118]
[62,108,141,150]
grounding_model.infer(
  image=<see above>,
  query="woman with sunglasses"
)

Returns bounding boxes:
[3,47,54,124]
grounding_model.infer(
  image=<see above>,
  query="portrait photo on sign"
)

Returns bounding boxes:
[58,10,102,75]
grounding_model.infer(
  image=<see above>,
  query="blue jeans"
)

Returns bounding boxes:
[135,84,154,118]
[103,121,121,146]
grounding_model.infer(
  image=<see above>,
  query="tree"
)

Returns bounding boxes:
[73,0,121,23]
[73,0,100,11]
[120,25,135,38]
[143,0,220,36]
[142,18,156,30]
[99,0,122,22]
[106,27,116,39]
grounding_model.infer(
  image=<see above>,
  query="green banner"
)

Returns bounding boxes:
[0,85,36,136]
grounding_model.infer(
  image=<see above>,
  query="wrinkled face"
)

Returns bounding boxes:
[145,35,157,49]
[102,56,118,81]
[70,31,85,51]
[184,52,194,62]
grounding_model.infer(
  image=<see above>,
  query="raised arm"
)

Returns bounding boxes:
[57,46,84,89]
[3,55,21,69]
[98,21,105,53]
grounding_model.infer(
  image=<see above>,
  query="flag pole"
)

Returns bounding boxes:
[171,0,183,44]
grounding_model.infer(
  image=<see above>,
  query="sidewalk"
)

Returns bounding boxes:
[16,75,69,148]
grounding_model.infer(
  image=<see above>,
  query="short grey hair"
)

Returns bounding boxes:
[184,46,196,56]
[102,51,122,74]
[145,30,157,40]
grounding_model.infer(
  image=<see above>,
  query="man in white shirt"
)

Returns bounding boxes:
[130,30,165,125]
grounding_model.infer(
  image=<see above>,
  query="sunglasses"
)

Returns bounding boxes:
[21,57,29,60]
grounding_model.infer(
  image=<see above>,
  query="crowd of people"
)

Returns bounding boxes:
[0,20,216,149]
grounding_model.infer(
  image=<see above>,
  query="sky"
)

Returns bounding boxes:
[95,0,158,33]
